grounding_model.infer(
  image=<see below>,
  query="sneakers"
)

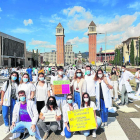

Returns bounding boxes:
[101,122,105,128]
[104,122,108,127]
[61,131,65,136]
[43,132,49,140]
[117,103,124,106]
[92,130,96,138]
[5,126,9,133]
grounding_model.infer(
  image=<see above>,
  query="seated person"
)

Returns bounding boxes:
[63,94,78,138]
[10,90,42,140]
[81,93,102,138]
[37,96,61,140]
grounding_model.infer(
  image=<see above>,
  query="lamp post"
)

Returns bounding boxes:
[136,40,139,66]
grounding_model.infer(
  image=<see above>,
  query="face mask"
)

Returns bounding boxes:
[23,78,28,83]
[98,74,103,78]
[48,100,55,105]
[84,98,89,102]
[122,69,125,72]
[39,77,44,81]
[20,96,26,102]
[11,76,17,81]
[77,73,81,77]
[67,100,73,104]
[86,70,91,75]
[58,71,63,75]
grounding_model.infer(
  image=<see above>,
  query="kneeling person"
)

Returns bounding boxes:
[10,90,41,140]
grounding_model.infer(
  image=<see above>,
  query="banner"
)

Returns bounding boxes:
[53,80,70,95]
[68,108,97,132]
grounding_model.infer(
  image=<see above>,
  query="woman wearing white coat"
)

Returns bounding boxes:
[94,69,113,128]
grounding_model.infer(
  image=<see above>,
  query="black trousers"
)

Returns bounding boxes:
[36,101,45,114]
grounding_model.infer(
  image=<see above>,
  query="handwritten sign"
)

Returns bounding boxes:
[53,80,70,95]
[68,108,97,132]
[43,112,56,122]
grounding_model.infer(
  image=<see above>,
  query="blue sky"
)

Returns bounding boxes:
[0,0,140,53]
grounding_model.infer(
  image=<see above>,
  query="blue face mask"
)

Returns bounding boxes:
[23,78,28,83]
[20,96,26,102]
[11,76,17,81]
[67,100,73,104]
[77,73,81,77]
[86,70,91,75]
[39,77,44,81]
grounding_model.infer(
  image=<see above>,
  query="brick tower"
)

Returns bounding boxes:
[56,23,65,66]
[88,21,97,64]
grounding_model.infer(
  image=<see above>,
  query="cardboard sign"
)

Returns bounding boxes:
[43,112,56,122]
[68,108,97,132]
[53,80,70,95]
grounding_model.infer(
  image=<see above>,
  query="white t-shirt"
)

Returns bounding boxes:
[33,76,38,82]
[35,83,50,102]
[81,101,97,110]
[85,75,95,96]
[18,82,35,99]
[135,71,140,83]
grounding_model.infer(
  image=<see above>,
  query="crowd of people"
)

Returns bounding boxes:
[0,64,137,140]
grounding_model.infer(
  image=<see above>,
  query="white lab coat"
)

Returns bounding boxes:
[119,70,134,92]
[95,80,112,110]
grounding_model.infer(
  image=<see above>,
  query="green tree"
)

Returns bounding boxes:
[130,39,134,65]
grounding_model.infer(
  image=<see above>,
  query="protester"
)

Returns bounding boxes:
[71,69,86,109]
[63,94,78,138]
[35,73,50,113]
[18,73,35,100]
[81,93,102,137]
[10,90,42,140]
[67,67,75,81]
[118,65,134,105]
[0,71,19,133]
[38,67,45,74]
[37,96,61,139]
[135,69,140,91]
[26,66,33,81]
[84,65,95,102]
[94,68,113,128]
[4,67,9,77]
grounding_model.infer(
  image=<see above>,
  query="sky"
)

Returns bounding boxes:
[0,0,140,53]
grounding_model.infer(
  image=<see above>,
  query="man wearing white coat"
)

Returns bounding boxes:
[119,65,134,105]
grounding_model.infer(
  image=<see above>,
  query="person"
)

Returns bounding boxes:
[71,69,86,109]
[81,93,102,137]
[38,67,45,74]
[4,67,9,78]
[35,73,50,114]
[17,67,22,81]
[35,67,38,76]
[26,66,33,81]
[118,65,134,105]
[135,69,140,91]
[10,90,42,140]
[0,71,19,133]
[63,94,78,138]
[48,67,51,75]
[18,73,35,100]
[33,67,36,75]
[67,67,75,81]
[110,67,119,101]
[94,68,113,127]
[37,96,61,139]
[84,65,95,103]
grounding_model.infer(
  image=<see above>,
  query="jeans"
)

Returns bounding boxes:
[121,84,128,104]
[4,73,7,77]
[29,74,32,81]
[11,121,42,140]
[100,98,108,123]
[2,98,16,126]
[64,124,72,139]
[81,116,102,137]
[74,91,81,109]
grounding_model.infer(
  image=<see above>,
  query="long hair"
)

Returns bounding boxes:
[81,93,91,107]
[47,96,58,110]
[20,73,30,84]
[9,71,20,85]
[111,67,116,75]
[73,69,84,80]
[94,68,104,81]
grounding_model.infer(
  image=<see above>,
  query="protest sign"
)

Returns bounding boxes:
[43,112,56,122]
[68,108,97,132]
[53,80,70,94]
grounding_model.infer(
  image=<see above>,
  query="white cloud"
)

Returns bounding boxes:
[0,8,2,12]
[11,28,33,33]
[68,37,88,45]
[23,19,33,26]
[128,2,140,10]
[29,39,56,48]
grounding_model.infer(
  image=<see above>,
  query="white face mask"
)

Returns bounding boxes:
[98,74,103,78]
[84,98,89,102]
[58,71,63,75]
[122,69,125,72]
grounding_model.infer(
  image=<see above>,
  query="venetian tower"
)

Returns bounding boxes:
[88,21,97,64]
[56,23,65,66]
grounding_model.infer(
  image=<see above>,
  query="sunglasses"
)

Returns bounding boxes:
[67,98,72,100]
[76,72,81,74]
